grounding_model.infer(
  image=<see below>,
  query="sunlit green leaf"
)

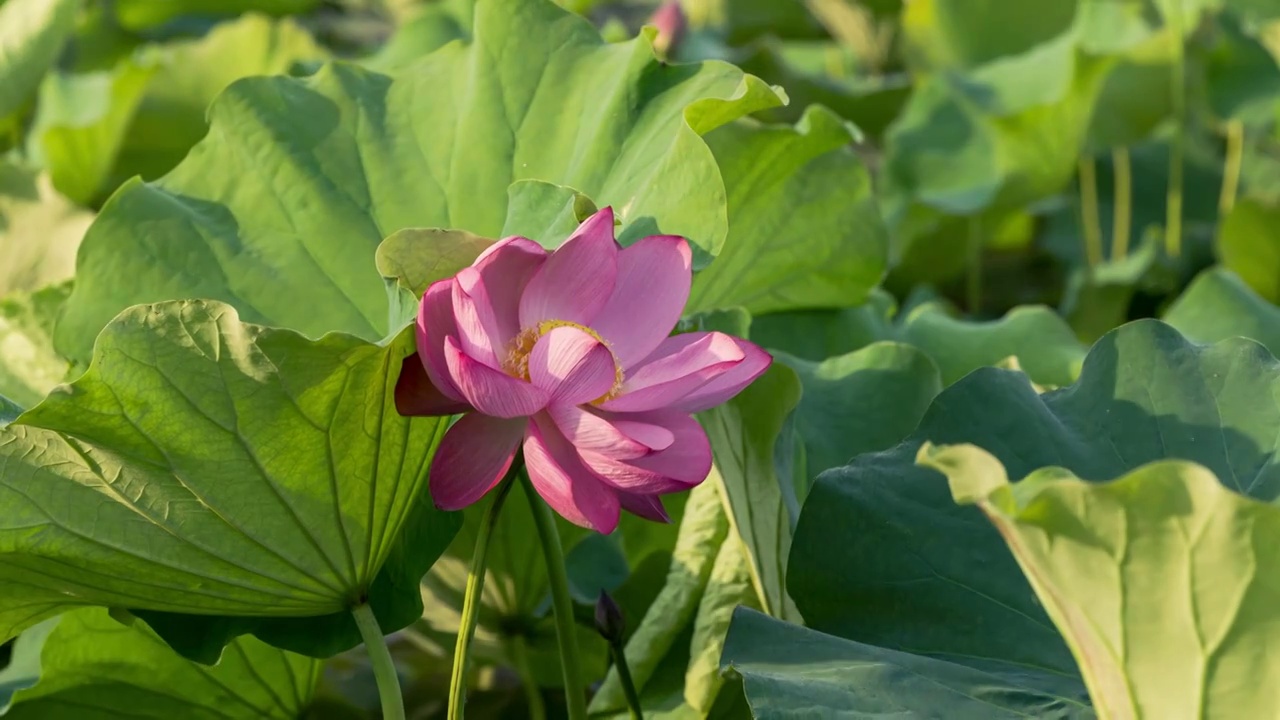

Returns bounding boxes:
[115,14,328,185]
[5,608,320,719]
[0,300,458,661]
[1217,196,1280,303]
[28,55,157,205]
[1164,265,1280,356]
[928,443,1280,718]
[689,105,887,315]
[57,0,782,363]
[0,162,92,296]
[0,0,78,125]
[0,282,70,408]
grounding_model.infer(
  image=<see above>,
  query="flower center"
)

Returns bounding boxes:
[503,320,624,404]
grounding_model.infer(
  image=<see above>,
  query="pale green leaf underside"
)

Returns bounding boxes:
[6,608,320,719]
[57,0,782,363]
[927,444,1280,720]
[0,299,451,646]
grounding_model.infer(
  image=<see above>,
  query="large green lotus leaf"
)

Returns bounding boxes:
[111,0,320,32]
[884,36,1109,217]
[901,0,1076,70]
[0,299,459,661]
[375,180,599,333]
[688,105,888,316]
[751,291,1085,388]
[735,41,912,141]
[899,302,1086,387]
[57,0,782,363]
[927,443,1280,719]
[774,342,942,485]
[0,162,93,296]
[1217,197,1280,303]
[1086,28,1176,149]
[789,320,1280,700]
[0,282,71,409]
[5,608,320,719]
[1164,266,1280,356]
[721,608,1093,719]
[1203,14,1280,124]
[0,0,78,125]
[749,289,898,361]
[375,228,493,300]
[499,179,599,249]
[362,0,473,74]
[114,14,328,186]
[27,55,157,205]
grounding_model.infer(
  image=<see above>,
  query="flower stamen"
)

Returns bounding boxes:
[502,320,625,403]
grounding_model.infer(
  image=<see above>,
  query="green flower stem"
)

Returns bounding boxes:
[524,477,589,720]
[508,633,548,720]
[1164,0,1187,258]
[966,214,983,316]
[1078,156,1103,267]
[1220,119,1244,216]
[610,643,644,720]
[351,603,406,720]
[448,462,521,720]
[1112,147,1133,261]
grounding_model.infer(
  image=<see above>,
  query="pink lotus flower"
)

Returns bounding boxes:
[650,1,686,57]
[396,207,770,533]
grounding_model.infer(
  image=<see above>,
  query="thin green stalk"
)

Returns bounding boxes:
[508,634,548,720]
[351,603,405,720]
[1220,119,1244,216]
[1078,156,1103,267]
[610,644,644,720]
[1112,147,1133,261]
[966,214,983,316]
[524,478,589,720]
[448,465,521,720]
[1164,0,1187,258]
